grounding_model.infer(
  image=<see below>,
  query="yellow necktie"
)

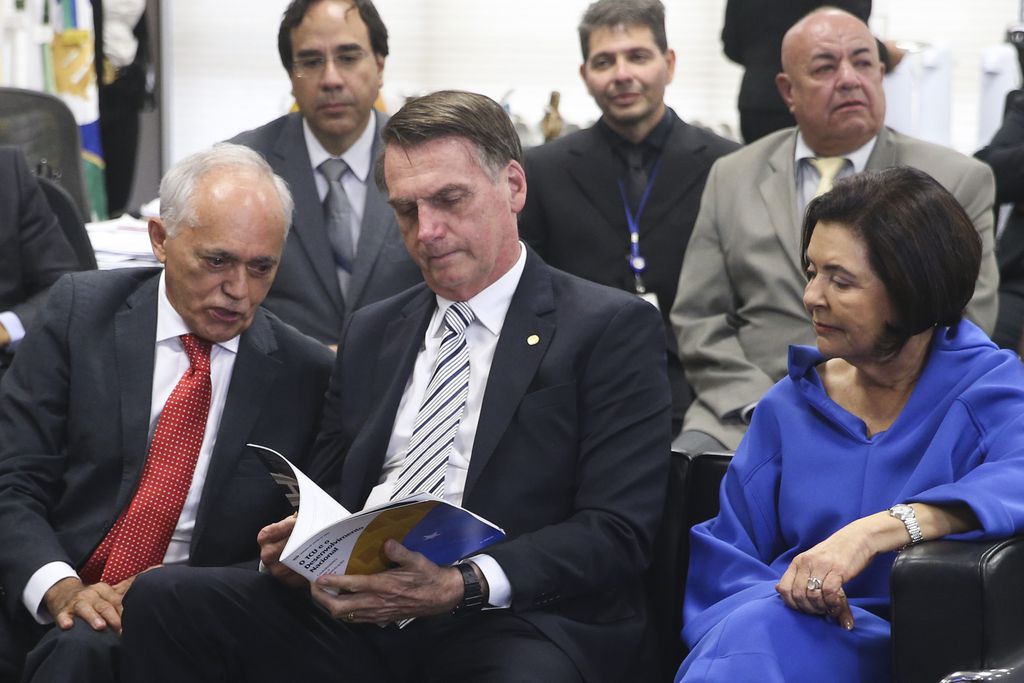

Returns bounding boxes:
[809,157,847,197]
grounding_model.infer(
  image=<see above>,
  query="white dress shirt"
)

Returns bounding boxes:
[23,272,240,623]
[0,310,25,350]
[101,0,146,69]
[362,243,528,608]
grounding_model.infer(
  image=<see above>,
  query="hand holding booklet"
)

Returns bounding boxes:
[248,444,506,581]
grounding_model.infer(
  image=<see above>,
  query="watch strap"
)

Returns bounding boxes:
[451,562,484,616]
[889,503,923,546]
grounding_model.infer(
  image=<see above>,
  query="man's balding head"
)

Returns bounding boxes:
[775,8,885,156]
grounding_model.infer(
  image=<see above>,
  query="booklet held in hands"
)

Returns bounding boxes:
[248,444,506,580]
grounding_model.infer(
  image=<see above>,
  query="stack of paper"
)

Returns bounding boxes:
[86,216,160,270]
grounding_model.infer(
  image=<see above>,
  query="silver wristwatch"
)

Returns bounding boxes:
[889,503,923,546]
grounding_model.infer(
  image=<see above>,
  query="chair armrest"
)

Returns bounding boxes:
[940,667,1022,682]
[891,536,1024,683]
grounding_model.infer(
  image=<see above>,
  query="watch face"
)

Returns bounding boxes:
[891,504,912,519]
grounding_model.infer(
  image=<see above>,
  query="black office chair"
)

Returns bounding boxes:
[649,449,732,679]
[37,176,97,271]
[0,87,91,220]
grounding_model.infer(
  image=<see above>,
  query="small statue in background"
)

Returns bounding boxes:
[540,90,564,142]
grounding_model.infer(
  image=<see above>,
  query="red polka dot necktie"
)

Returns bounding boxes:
[80,334,213,585]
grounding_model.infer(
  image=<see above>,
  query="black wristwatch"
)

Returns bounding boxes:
[451,562,484,616]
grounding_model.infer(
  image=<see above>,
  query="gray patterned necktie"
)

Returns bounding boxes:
[392,302,475,500]
[319,158,356,275]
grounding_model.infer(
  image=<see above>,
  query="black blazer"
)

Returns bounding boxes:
[311,248,672,683]
[0,268,334,619]
[518,115,738,426]
[976,90,1024,292]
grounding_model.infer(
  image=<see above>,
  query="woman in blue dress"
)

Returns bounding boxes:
[676,166,1024,682]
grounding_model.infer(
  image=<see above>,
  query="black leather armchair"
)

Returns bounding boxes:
[651,450,1024,682]
[892,537,1024,683]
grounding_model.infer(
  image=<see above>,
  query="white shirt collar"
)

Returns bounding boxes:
[156,271,240,353]
[432,241,527,339]
[303,109,377,183]
[794,131,877,173]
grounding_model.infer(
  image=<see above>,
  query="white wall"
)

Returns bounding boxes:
[163,0,1022,165]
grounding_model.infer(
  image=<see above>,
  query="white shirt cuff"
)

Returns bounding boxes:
[0,311,25,350]
[23,561,79,625]
[468,553,511,609]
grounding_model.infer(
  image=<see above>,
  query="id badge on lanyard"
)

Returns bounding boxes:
[618,156,663,311]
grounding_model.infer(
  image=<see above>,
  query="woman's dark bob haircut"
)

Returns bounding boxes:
[802,166,981,355]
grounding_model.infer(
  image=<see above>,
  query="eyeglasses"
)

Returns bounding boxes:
[292,51,370,79]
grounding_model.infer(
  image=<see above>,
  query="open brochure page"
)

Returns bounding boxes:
[248,444,506,582]
[247,443,350,558]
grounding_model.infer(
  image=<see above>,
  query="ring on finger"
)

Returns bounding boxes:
[806,577,823,591]
[347,611,356,622]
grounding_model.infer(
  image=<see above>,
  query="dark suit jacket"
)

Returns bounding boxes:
[0,147,80,371]
[230,112,422,344]
[0,268,334,621]
[518,114,738,427]
[311,248,671,683]
[976,88,1024,348]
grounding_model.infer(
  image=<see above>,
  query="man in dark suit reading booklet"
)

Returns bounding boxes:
[121,90,671,683]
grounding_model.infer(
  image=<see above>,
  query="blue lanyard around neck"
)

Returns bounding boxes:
[616,154,664,293]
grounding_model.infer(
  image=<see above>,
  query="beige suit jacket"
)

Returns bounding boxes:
[671,126,998,449]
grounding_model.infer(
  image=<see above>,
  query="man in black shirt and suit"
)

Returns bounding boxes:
[519,0,738,434]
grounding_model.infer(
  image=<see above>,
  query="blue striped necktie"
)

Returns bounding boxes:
[392,302,475,500]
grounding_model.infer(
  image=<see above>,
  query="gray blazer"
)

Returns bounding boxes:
[230,112,422,344]
[670,126,999,449]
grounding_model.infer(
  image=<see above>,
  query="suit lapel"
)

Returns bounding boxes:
[565,128,627,238]
[272,114,345,317]
[865,126,896,170]
[759,131,804,275]
[347,114,395,308]
[465,249,555,494]
[113,274,159,512]
[191,311,281,549]
[348,287,435,504]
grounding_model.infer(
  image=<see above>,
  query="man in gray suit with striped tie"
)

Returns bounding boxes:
[230,0,421,346]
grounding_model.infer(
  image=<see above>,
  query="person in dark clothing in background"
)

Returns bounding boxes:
[976,88,1024,350]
